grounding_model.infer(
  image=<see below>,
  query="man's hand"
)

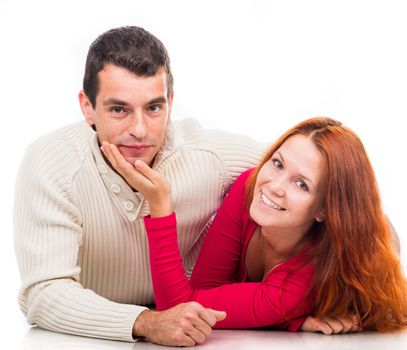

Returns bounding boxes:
[100,142,171,217]
[301,315,362,335]
[133,302,226,346]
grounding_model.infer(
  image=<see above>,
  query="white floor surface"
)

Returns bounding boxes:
[20,327,407,350]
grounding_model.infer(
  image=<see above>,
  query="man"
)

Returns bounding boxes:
[14,26,357,347]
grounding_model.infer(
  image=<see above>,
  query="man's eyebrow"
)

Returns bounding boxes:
[103,98,130,106]
[148,96,167,104]
[102,96,167,106]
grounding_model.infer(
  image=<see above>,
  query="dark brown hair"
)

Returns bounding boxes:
[83,26,173,108]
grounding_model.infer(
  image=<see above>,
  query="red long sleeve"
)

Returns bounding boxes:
[145,170,315,331]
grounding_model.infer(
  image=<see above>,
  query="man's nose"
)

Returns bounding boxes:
[128,111,147,140]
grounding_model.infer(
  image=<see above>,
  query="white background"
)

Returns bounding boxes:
[1,0,406,345]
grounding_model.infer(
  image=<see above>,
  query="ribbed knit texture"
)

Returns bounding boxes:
[14,118,266,341]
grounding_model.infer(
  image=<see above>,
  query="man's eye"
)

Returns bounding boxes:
[111,106,125,114]
[148,105,162,113]
[295,180,309,191]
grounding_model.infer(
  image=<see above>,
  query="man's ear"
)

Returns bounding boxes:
[79,90,95,126]
[315,210,326,223]
[167,91,174,121]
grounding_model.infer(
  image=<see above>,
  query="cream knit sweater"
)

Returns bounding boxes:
[14,119,266,342]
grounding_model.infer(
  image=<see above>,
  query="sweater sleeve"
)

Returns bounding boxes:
[210,130,267,192]
[14,138,145,342]
[145,172,314,331]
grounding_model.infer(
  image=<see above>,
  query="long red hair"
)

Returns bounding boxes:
[245,117,407,330]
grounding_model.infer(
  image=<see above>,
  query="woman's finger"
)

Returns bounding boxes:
[108,143,137,175]
[134,160,162,185]
[324,318,344,334]
[337,317,353,333]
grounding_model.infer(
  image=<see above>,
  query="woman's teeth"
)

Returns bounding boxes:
[260,190,285,210]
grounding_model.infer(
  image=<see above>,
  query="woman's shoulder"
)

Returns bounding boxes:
[222,168,256,211]
[231,168,256,192]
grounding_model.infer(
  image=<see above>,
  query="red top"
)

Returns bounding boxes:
[144,169,315,332]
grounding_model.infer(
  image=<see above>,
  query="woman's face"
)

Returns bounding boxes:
[250,134,327,235]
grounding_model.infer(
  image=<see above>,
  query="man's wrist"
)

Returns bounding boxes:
[133,309,151,338]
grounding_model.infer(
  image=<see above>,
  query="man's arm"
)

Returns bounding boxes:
[204,127,267,192]
[15,135,223,345]
[14,140,145,341]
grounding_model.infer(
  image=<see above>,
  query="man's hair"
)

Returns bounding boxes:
[83,26,173,108]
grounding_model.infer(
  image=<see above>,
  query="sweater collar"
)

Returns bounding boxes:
[85,121,176,222]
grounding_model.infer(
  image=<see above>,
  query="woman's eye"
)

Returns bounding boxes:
[272,159,283,168]
[295,180,309,191]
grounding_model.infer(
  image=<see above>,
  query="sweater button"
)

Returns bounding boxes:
[111,184,121,193]
[124,200,135,211]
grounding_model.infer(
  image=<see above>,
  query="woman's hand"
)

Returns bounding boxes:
[100,142,172,217]
[301,315,362,334]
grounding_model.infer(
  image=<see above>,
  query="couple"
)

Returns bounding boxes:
[102,116,407,344]
[14,26,407,347]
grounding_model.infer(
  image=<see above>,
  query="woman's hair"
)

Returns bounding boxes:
[245,117,407,331]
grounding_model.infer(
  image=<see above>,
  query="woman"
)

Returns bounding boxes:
[101,117,407,333]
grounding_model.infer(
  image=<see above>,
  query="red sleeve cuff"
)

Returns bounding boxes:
[287,315,307,332]
[144,212,177,231]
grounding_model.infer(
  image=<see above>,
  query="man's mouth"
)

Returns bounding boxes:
[119,144,153,153]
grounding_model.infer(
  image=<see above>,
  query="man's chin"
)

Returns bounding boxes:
[123,155,153,167]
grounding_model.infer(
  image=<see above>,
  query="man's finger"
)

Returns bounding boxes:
[198,308,226,327]
[192,317,212,337]
[172,330,195,347]
[186,325,207,344]
[213,310,227,322]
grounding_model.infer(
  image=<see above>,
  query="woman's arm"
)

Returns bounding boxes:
[145,212,314,329]
[101,143,313,330]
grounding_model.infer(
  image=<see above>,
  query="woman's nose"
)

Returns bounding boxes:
[269,178,285,197]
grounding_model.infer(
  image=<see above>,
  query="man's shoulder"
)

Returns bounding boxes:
[21,121,93,177]
[171,118,267,152]
[26,121,92,156]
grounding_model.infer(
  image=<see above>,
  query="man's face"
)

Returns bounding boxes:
[80,63,173,167]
